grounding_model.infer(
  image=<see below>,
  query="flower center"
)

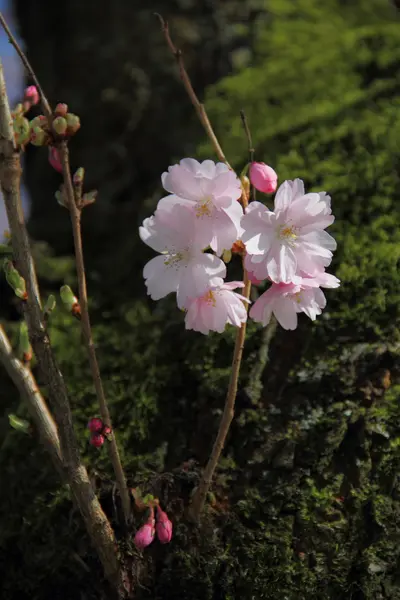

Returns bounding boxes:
[196,196,213,218]
[278,224,298,244]
[163,249,189,268]
[204,290,216,306]
[291,292,302,303]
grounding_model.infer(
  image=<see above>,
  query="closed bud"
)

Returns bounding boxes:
[73,167,85,186]
[60,285,79,312]
[43,294,56,317]
[90,432,105,447]
[4,260,27,300]
[30,126,47,147]
[249,162,278,194]
[155,506,173,544]
[24,85,40,106]
[88,417,104,433]
[55,103,68,117]
[48,147,63,173]
[65,113,81,134]
[13,116,31,146]
[102,425,112,438]
[30,115,48,129]
[18,321,32,364]
[231,240,245,255]
[52,116,68,136]
[134,508,155,550]
[81,190,97,208]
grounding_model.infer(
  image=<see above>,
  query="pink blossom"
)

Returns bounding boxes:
[241,179,336,283]
[156,507,173,544]
[161,159,243,256]
[24,85,39,106]
[140,203,226,307]
[250,271,340,330]
[249,162,278,194]
[134,518,155,550]
[48,147,63,173]
[184,281,249,335]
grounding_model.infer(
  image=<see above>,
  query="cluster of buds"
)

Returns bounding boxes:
[11,86,81,167]
[134,505,173,550]
[18,321,32,364]
[87,417,112,447]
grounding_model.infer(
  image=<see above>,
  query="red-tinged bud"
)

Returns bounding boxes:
[52,116,68,136]
[102,425,112,438]
[55,103,68,117]
[48,147,63,173]
[30,115,48,129]
[73,167,85,185]
[65,113,81,134]
[24,85,39,106]
[90,432,105,447]
[88,417,103,433]
[249,162,278,194]
[156,506,173,544]
[134,508,155,550]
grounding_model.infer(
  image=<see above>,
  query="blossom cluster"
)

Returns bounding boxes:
[140,159,339,334]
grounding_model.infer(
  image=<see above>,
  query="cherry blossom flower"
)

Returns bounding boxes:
[249,162,278,194]
[241,179,336,283]
[250,271,340,330]
[140,203,226,307]
[161,158,243,255]
[184,281,249,335]
[134,510,155,550]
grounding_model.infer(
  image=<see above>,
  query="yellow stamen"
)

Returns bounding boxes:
[196,196,213,218]
[204,290,216,307]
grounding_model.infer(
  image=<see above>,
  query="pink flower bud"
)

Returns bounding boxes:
[156,507,173,544]
[102,425,112,436]
[48,147,63,173]
[134,521,155,550]
[55,103,68,117]
[90,432,105,447]
[87,417,103,433]
[249,162,278,194]
[24,85,39,106]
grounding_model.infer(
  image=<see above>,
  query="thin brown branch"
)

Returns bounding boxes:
[156,13,231,168]
[190,187,252,520]
[0,324,63,473]
[0,60,121,590]
[0,12,51,118]
[240,110,256,202]
[189,265,251,521]
[58,141,131,527]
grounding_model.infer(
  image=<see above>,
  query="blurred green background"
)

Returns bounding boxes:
[1,0,400,598]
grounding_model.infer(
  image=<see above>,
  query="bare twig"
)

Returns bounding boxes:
[0,59,121,590]
[156,13,231,168]
[0,12,51,118]
[58,141,131,526]
[240,110,256,202]
[0,324,63,473]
